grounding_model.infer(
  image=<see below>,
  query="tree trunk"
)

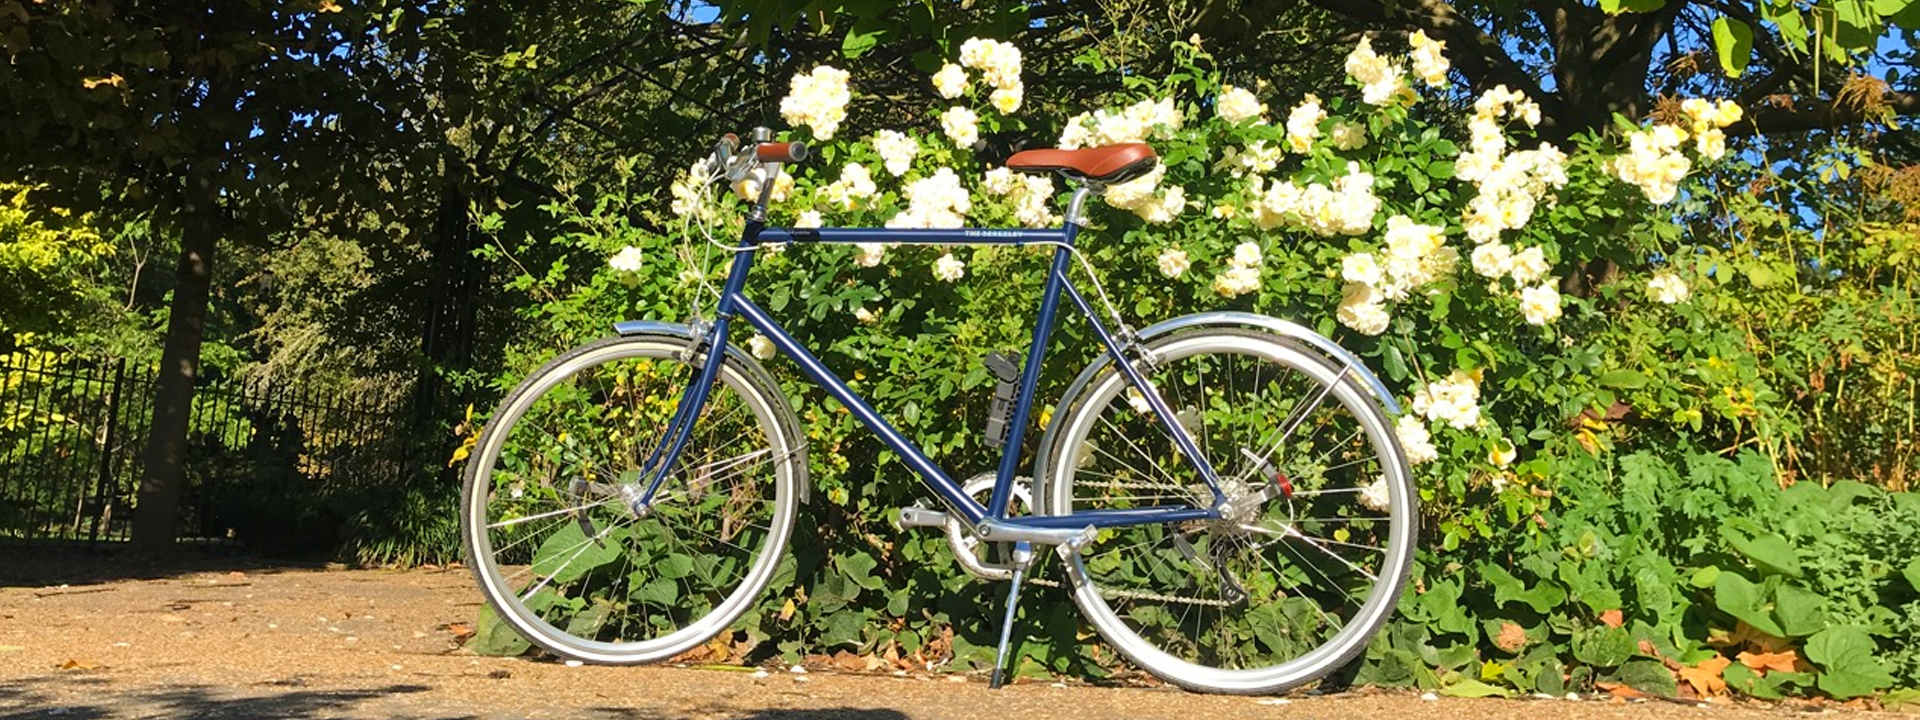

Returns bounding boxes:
[128,182,221,555]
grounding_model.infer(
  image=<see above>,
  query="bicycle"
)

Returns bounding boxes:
[460,127,1418,694]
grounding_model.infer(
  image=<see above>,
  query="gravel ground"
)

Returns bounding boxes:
[0,550,1850,720]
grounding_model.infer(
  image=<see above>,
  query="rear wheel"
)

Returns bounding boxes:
[1038,329,1415,693]
[461,334,803,663]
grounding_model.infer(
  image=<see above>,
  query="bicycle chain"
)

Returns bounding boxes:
[1027,565,1237,607]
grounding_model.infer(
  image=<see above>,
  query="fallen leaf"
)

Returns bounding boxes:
[1736,648,1801,674]
[830,650,866,672]
[1599,609,1624,628]
[57,659,100,670]
[1678,654,1731,696]
[1596,681,1647,700]
[446,623,474,640]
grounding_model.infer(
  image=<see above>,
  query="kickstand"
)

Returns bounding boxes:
[988,541,1034,689]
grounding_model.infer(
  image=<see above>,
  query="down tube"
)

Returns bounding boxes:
[728,295,985,525]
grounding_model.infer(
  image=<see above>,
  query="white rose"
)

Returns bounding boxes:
[872,130,920,177]
[1507,245,1550,284]
[747,335,775,360]
[1342,252,1383,287]
[1329,121,1368,151]
[1216,85,1265,124]
[940,106,979,148]
[1647,271,1689,304]
[1232,241,1263,268]
[932,63,968,99]
[1358,475,1391,511]
[1157,247,1190,278]
[1488,440,1517,468]
[933,252,966,282]
[1395,415,1438,465]
[607,246,644,272]
[1519,283,1562,325]
[990,86,1022,114]
[1471,242,1513,278]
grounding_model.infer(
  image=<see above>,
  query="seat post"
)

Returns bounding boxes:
[1063,184,1096,227]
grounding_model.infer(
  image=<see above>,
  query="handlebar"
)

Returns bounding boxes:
[755,141,809,164]
[712,128,807,174]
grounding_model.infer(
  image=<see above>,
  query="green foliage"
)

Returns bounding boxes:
[0,185,116,345]
[1366,449,1917,699]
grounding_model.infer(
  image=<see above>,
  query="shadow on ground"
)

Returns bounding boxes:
[0,546,326,589]
[0,677,912,720]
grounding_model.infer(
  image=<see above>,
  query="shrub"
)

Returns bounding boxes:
[470,34,1917,698]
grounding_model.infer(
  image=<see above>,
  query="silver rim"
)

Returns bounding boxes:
[1040,331,1415,693]
[462,337,798,663]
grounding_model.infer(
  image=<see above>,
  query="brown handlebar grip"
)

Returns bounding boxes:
[755,141,810,163]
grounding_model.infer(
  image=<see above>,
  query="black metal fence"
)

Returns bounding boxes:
[0,352,412,547]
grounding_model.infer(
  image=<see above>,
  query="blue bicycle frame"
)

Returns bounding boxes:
[632,188,1228,536]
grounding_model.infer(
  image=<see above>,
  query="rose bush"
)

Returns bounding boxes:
[472,33,1918,700]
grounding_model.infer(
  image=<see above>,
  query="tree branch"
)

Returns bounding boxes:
[1733,89,1920,136]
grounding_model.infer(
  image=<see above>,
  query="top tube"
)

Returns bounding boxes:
[753,226,1070,247]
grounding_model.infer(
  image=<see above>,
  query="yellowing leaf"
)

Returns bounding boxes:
[81,74,124,89]
[317,0,343,12]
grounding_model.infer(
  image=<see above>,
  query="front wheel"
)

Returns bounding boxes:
[1037,329,1416,694]
[461,334,804,664]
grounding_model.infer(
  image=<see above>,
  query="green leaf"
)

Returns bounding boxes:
[1713,571,1787,637]
[469,604,532,657]
[1726,530,1802,577]
[835,551,886,590]
[1439,677,1512,698]
[1883,688,1920,712]
[531,522,623,585]
[1903,557,1920,591]
[1613,658,1678,696]
[1595,369,1649,389]
[841,26,883,59]
[1712,17,1755,76]
[1804,627,1892,699]
[1772,584,1826,637]
[1572,627,1633,667]
[819,609,869,648]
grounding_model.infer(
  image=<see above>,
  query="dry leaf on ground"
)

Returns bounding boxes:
[1678,654,1731,696]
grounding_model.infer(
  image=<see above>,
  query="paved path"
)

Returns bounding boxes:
[0,553,1816,720]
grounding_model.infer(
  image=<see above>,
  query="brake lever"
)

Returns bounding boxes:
[710,133,738,171]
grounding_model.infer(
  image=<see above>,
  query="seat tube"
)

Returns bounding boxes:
[985,222,1081,519]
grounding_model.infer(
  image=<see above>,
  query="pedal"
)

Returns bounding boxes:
[982,352,1020,448]
[896,504,949,530]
